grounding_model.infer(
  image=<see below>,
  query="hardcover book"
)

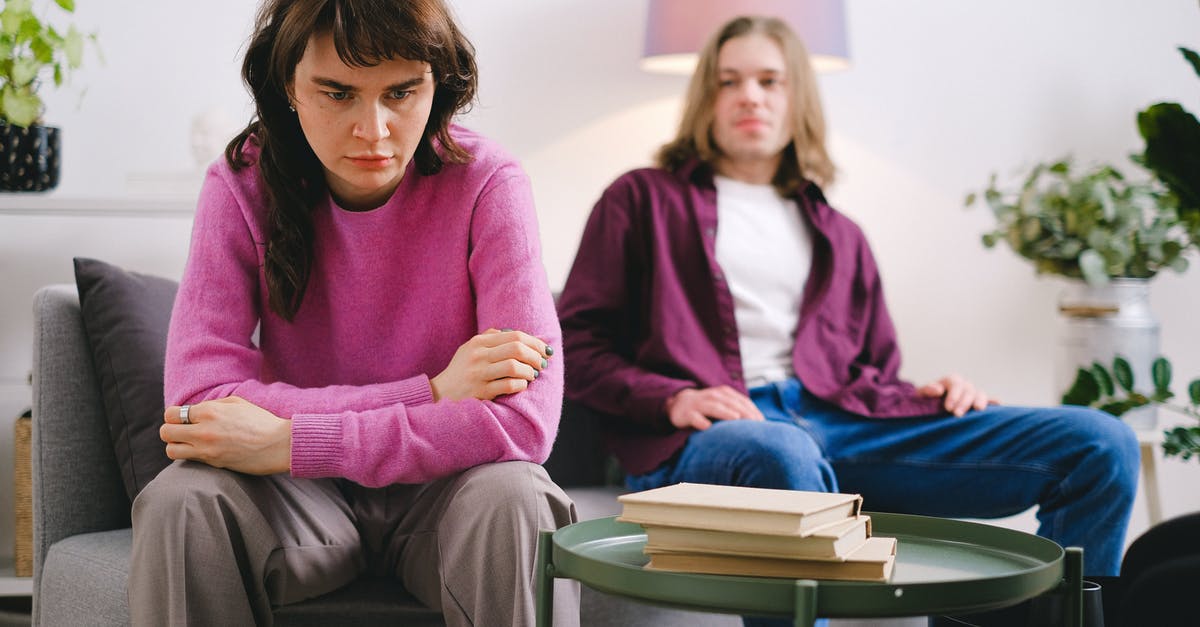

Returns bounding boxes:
[618,482,862,536]
[645,536,898,582]
[642,515,871,561]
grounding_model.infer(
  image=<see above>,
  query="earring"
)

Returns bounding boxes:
[288,104,296,112]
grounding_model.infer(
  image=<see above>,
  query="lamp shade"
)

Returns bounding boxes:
[642,0,849,74]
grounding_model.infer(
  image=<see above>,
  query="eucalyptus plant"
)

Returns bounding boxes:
[1062,355,1200,462]
[0,0,88,128]
[966,159,1192,286]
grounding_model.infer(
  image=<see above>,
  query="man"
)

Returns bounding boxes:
[558,14,1138,597]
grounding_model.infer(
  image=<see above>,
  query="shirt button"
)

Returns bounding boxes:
[730,371,742,380]
[705,227,716,238]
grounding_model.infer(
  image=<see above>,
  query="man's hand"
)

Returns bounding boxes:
[666,386,765,431]
[430,328,553,402]
[161,396,292,475]
[917,374,992,417]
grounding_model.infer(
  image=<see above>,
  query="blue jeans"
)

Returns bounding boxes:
[629,379,1139,588]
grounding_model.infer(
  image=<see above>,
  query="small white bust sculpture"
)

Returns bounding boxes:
[190,107,242,169]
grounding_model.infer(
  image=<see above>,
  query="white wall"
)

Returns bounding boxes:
[2,0,1198,560]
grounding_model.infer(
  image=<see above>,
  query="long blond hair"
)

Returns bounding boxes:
[656,15,836,193]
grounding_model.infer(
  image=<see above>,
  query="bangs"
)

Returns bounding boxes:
[322,0,448,69]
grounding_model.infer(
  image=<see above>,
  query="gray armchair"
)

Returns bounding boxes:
[31,284,735,626]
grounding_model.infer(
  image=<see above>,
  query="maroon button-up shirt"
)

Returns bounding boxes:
[558,160,944,475]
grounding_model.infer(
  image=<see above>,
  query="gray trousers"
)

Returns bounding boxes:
[129,460,580,626]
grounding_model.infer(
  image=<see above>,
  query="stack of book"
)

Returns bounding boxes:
[617,482,896,582]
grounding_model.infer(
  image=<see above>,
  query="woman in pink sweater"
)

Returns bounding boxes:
[127,1,578,625]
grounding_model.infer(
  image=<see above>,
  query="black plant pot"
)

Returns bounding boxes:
[0,122,60,192]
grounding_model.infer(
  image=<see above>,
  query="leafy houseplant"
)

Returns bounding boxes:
[0,0,90,191]
[1062,356,1200,462]
[966,160,1191,286]
[1136,5,1200,246]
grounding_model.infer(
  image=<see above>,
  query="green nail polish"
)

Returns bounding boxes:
[533,370,539,379]
[541,359,547,369]
[501,327,513,332]
[545,345,554,356]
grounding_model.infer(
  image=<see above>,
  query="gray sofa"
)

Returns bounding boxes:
[31,284,736,626]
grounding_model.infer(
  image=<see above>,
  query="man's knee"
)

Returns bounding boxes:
[702,420,831,490]
[1063,407,1140,491]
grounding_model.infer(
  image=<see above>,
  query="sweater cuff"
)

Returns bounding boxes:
[289,413,343,478]
[631,380,695,427]
[378,374,434,407]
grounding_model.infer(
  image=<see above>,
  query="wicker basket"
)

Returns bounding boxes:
[14,414,32,578]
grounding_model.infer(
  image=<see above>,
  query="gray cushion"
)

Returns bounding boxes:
[73,257,178,501]
[39,529,132,626]
[38,529,447,627]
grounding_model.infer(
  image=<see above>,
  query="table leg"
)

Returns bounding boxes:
[793,579,817,627]
[1140,437,1163,525]
[1064,547,1083,627]
[537,530,555,627]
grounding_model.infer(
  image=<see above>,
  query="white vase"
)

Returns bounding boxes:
[1056,278,1159,431]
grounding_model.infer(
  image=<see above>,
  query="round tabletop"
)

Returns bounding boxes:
[549,512,1070,620]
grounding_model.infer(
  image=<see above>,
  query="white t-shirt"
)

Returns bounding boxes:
[713,175,812,387]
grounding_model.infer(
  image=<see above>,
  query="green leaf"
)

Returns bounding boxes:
[17,14,39,42]
[1098,399,1140,417]
[10,56,37,85]
[1188,379,1200,405]
[53,0,76,12]
[1162,426,1200,461]
[1079,249,1108,285]
[1182,47,1200,79]
[29,35,52,64]
[1139,103,1200,213]
[1152,356,1172,392]
[1113,357,1134,391]
[1,85,39,126]
[52,64,61,87]
[1062,368,1101,406]
[7,0,33,14]
[1090,362,1115,397]
[0,10,24,37]
[1150,389,1175,403]
[965,192,976,207]
[63,26,82,68]
[1059,370,1091,404]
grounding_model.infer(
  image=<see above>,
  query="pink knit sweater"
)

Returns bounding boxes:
[164,127,562,487]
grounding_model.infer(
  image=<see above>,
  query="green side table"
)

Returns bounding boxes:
[536,513,1084,627]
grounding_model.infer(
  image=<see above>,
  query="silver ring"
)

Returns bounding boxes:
[179,405,191,425]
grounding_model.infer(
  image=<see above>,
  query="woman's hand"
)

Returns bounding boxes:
[430,328,553,402]
[665,386,765,431]
[917,374,992,417]
[161,397,292,474]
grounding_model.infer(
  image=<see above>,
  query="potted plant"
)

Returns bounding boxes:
[967,160,1190,286]
[1136,20,1199,255]
[966,161,1195,430]
[0,0,90,191]
[1063,355,1200,463]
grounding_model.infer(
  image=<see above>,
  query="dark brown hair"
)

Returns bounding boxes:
[226,0,477,320]
[656,16,835,194]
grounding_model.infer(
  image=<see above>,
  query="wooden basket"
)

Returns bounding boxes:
[14,414,32,578]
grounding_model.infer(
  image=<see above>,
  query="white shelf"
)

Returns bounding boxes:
[0,559,31,597]
[0,194,194,217]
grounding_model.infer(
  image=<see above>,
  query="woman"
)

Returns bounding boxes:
[128,1,578,625]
